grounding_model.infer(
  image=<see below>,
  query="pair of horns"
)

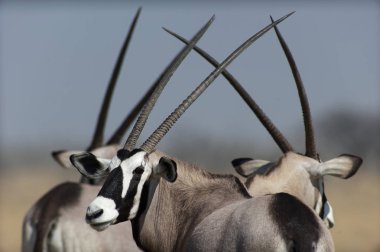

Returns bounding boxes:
[123,15,216,151]
[164,15,317,159]
[123,12,294,153]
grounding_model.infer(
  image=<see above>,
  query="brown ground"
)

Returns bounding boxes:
[1,165,379,252]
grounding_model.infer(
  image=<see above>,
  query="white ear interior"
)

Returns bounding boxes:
[70,153,111,179]
[320,155,362,179]
[233,159,271,177]
[92,144,120,159]
[96,157,113,169]
[52,145,120,170]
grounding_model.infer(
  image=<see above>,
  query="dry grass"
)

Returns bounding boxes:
[1,166,379,251]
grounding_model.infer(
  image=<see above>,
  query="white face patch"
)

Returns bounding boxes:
[109,155,122,170]
[314,179,324,215]
[87,196,119,226]
[117,151,153,220]
[323,200,335,228]
[120,151,148,198]
[314,178,335,228]
[128,166,152,219]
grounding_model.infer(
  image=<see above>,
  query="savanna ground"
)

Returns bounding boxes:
[1,165,379,252]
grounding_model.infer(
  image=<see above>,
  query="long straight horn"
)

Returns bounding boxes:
[87,7,142,151]
[163,28,293,153]
[141,12,294,153]
[270,16,317,159]
[123,16,215,151]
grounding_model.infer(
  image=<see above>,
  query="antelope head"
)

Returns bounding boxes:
[231,17,362,228]
[69,14,292,231]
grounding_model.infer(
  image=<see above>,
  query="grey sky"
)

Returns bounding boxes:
[1,1,379,166]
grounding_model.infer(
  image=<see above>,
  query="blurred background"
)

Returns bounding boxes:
[1,0,379,251]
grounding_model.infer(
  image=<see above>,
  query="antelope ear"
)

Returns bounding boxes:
[70,152,111,179]
[154,157,177,182]
[52,150,84,169]
[231,158,271,177]
[319,154,363,179]
[92,144,120,160]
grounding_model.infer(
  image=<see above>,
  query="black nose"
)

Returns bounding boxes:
[86,209,103,222]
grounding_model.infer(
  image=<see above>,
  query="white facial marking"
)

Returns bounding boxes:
[121,151,147,198]
[324,201,335,228]
[109,155,121,170]
[87,196,118,225]
[315,178,335,228]
[128,166,152,219]
[92,144,119,160]
[314,179,324,214]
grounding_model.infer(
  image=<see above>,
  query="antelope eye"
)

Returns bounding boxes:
[133,167,144,175]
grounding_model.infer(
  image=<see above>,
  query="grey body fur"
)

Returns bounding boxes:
[132,151,334,252]
[22,182,141,252]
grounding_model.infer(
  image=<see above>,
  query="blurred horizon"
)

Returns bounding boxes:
[1,0,379,170]
[0,1,379,251]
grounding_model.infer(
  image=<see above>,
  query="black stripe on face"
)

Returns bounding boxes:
[319,192,328,219]
[98,167,124,207]
[116,167,144,223]
[131,182,150,250]
[317,180,327,219]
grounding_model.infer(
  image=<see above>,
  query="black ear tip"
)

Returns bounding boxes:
[231,158,253,167]
[340,154,363,179]
[51,150,65,158]
[350,156,363,179]
[51,150,68,167]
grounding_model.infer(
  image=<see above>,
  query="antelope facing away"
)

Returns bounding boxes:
[161,15,361,230]
[229,17,363,228]
[71,13,334,252]
[22,9,144,252]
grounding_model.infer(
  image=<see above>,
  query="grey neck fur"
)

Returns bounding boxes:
[133,153,249,251]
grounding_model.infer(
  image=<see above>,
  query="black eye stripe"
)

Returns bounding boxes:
[319,192,328,219]
[116,173,143,222]
[98,167,123,206]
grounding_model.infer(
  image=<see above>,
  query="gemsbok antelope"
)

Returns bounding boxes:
[165,16,363,229]
[22,8,219,252]
[70,13,334,252]
[228,17,363,228]
[162,15,360,230]
[22,8,143,252]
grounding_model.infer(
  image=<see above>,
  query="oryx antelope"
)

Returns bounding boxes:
[162,16,361,229]
[71,13,334,252]
[22,9,144,252]
[23,7,220,252]
[228,17,363,228]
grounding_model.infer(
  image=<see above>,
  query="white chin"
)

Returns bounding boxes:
[89,219,115,231]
